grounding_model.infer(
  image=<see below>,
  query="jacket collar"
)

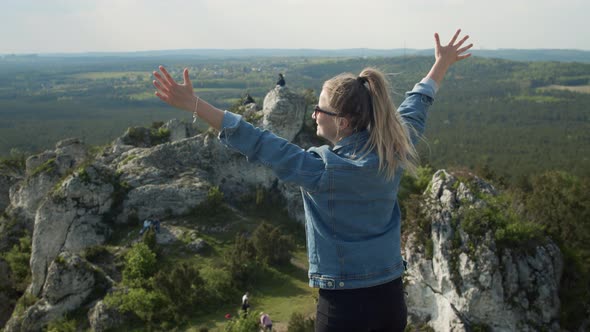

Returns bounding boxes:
[332,130,369,152]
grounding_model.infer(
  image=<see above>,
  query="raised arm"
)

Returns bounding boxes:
[152,66,326,191]
[398,29,473,139]
[152,66,224,130]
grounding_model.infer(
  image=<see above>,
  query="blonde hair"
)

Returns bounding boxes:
[322,67,419,180]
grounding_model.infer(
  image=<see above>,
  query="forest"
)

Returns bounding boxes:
[1,52,589,183]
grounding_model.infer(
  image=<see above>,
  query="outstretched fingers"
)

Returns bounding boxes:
[457,43,474,55]
[448,29,461,46]
[159,66,177,86]
[434,32,442,49]
[454,35,470,49]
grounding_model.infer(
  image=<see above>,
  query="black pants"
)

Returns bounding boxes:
[315,277,407,332]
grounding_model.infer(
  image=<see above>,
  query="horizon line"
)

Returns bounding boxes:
[2,47,590,57]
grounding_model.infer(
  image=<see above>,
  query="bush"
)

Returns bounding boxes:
[201,265,236,305]
[142,227,157,252]
[225,234,258,288]
[153,263,210,321]
[189,186,235,222]
[288,312,315,332]
[122,243,157,288]
[3,233,32,292]
[223,312,260,332]
[46,317,77,332]
[251,222,295,266]
[399,165,434,202]
[104,287,168,323]
[82,245,110,263]
[460,194,545,253]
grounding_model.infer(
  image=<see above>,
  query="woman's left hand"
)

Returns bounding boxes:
[153,66,196,112]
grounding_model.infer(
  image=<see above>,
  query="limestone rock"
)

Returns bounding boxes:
[262,86,306,142]
[10,139,88,222]
[0,167,23,212]
[5,252,108,332]
[404,170,562,332]
[163,118,200,142]
[88,300,124,332]
[29,164,114,296]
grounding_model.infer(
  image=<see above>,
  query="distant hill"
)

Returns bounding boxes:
[2,48,589,63]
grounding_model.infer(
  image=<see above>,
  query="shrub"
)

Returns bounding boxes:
[104,287,168,323]
[153,263,210,321]
[223,312,260,332]
[29,158,56,177]
[142,227,157,252]
[288,312,315,332]
[3,233,32,292]
[122,243,157,288]
[0,148,26,172]
[225,234,258,288]
[82,245,110,263]
[46,317,77,332]
[201,265,236,305]
[460,194,545,253]
[13,292,38,317]
[251,222,295,266]
[150,127,170,145]
[399,165,434,202]
[189,186,235,222]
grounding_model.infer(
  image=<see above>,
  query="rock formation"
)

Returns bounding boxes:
[1,86,307,331]
[403,170,562,332]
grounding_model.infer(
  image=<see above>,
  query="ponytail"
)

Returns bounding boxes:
[323,67,419,180]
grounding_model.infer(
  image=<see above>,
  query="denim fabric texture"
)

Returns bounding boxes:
[219,79,436,289]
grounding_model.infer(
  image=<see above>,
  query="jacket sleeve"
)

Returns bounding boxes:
[397,77,438,143]
[218,111,325,191]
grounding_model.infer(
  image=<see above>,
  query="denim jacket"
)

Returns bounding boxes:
[219,79,437,289]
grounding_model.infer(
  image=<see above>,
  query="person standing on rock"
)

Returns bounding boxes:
[152,29,472,332]
[276,73,285,87]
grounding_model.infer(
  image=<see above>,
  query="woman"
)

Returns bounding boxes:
[153,30,472,332]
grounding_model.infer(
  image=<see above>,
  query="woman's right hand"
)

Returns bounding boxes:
[153,66,197,113]
[427,29,473,85]
[434,29,473,67]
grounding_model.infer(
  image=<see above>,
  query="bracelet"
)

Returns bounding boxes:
[192,96,200,123]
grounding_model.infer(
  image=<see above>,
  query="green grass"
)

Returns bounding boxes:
[186,250,316,332]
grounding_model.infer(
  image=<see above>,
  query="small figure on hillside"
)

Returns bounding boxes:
[151,217,161,233]
[276,73,285,87]
[243,93,255,106]
[260,312,273,331]
[241,291,250,314]
[139,215,161,235]
[139,218,152,235]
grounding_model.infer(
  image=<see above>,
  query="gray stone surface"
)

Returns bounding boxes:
[404,170,563,332]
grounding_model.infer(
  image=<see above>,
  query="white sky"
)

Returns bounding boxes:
[0,0,588,53]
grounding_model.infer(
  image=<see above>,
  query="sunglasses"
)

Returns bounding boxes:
[314,105,340,117]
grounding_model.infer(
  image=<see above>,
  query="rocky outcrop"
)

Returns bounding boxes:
[403,170,563,332]
[5,252,109,332]
[88,300,124,332]
[2,86,308,330]
[29,164,114,296]
[8,138,87,222]
[262,86,306,142]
